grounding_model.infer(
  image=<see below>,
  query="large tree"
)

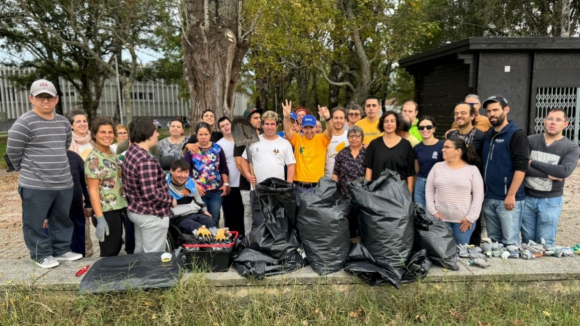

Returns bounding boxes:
[181,0,269,122]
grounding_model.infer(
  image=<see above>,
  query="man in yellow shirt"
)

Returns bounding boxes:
[451,94,492,132]
[282,99,333,206]
[355,97,383,145]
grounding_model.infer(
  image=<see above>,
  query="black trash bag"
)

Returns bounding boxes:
[414,204,459,270]
[233,248,304,280]
[253,177,297,229]
[344,242,400,287]
[401,249,432,283]
[347,169,415,283]
[297,178,351,275]
[80,253,182,294]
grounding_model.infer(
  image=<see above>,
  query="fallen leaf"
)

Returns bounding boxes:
[513,320,523,326]
[301,320,309,326]
[152,314,157,320]
[7,280,13,284]
[543,311,551,317]
[314,309,319,314]
[144,301,152,306]
[25,296,29,300]
[434,284,442,291]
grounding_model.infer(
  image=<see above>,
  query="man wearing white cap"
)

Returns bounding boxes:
[7,79,82,268]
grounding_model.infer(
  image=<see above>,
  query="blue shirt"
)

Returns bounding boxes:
[414,140,444,178]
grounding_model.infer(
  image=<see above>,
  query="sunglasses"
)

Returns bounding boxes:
[418,125,434,131]
[35,95,57,101]
[349,113,361,117]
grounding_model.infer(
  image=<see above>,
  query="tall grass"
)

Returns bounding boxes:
[2,278,580,325]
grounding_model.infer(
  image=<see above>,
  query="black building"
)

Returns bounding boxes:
[399,37,580,142]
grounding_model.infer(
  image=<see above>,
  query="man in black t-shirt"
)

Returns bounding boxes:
[234,108,263,235]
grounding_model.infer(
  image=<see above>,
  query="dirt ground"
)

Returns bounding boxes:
[2,167,580,259]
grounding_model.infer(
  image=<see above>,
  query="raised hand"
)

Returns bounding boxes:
[282,99,292,118]
[318,104,330,120]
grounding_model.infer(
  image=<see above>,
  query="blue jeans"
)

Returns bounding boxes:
[482,198,524,246]
[295,185,315,208]
[202,189,224,226]
[414,177,427,209]
[445,221,477,245]
[521,196,563,247]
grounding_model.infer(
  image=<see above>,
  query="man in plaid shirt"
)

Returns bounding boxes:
[122,117,176,253]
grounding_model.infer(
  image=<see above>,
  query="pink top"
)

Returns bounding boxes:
[425,162,484,223]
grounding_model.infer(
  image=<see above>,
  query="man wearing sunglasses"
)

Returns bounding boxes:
[451,94,492,132]
[7,79,82,268]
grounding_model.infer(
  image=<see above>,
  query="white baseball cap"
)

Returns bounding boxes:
[30,79,57,97]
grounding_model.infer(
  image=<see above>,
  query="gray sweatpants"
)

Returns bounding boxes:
[240,190,252,236]
[19,186,74,261]
[127,211,169,253]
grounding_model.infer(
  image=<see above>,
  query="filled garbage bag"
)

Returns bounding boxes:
[297,178,351,275]
[414,204,459,270]
[238,178,306,278]
[347,169,415,284]
[80,253,182,294]
[344,242,400,287]
[401,249,432,283]
[233,248,304,280]
[252,177,297,229]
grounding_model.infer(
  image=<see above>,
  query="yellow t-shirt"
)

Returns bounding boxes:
[290,133,331,183]
[405,135,420,148]
[355,118,383,146]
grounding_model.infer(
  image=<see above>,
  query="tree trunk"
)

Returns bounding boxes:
[256,75,269,110]
[182,0,251,123]
[296,68,311,107]
[561,0,572,37]
[328,62,341,108]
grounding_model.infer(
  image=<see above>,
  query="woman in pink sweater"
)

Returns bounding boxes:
[425,138,484,245]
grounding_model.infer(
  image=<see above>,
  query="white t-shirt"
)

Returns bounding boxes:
[217,137,240,187]
[324,131,349,177]
[243,135,296,183]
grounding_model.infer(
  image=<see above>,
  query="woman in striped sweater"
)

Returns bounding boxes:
[425,138,484,245]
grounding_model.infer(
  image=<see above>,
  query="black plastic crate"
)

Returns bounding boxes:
[182,247,234,272]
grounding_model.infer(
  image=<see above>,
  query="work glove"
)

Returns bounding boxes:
[457,244,470,258]
[481,243,492,258]
[491,242,504,251]
[526,241,544,255]
[468,259,489,269]
[95,216,109,242]
[468,246,487,260]
[521,249,535,260]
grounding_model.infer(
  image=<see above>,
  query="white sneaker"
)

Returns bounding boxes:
[54,252,83,261]
[36,256,60,269]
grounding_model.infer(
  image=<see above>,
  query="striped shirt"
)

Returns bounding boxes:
[7,111,73,190]
[425,162,484,223]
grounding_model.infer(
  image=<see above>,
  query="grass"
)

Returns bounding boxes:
[0,136,7,169]
[2,278,580,325]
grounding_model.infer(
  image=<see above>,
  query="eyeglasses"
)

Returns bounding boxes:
[418,125,433,131]
[349,113,361,117]
[442,145,457,150]
[545,118,567,123]
[348,134,362,139]
[35,95,57,102]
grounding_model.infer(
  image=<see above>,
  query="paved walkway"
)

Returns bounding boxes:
[1,255,580,291]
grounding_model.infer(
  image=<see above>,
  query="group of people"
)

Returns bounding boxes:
[7,79,579,269]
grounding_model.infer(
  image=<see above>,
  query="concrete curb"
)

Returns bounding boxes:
[1,255,580,291]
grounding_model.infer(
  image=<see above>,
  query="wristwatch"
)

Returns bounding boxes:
[325,116,331,122]
[223,183,230,187]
